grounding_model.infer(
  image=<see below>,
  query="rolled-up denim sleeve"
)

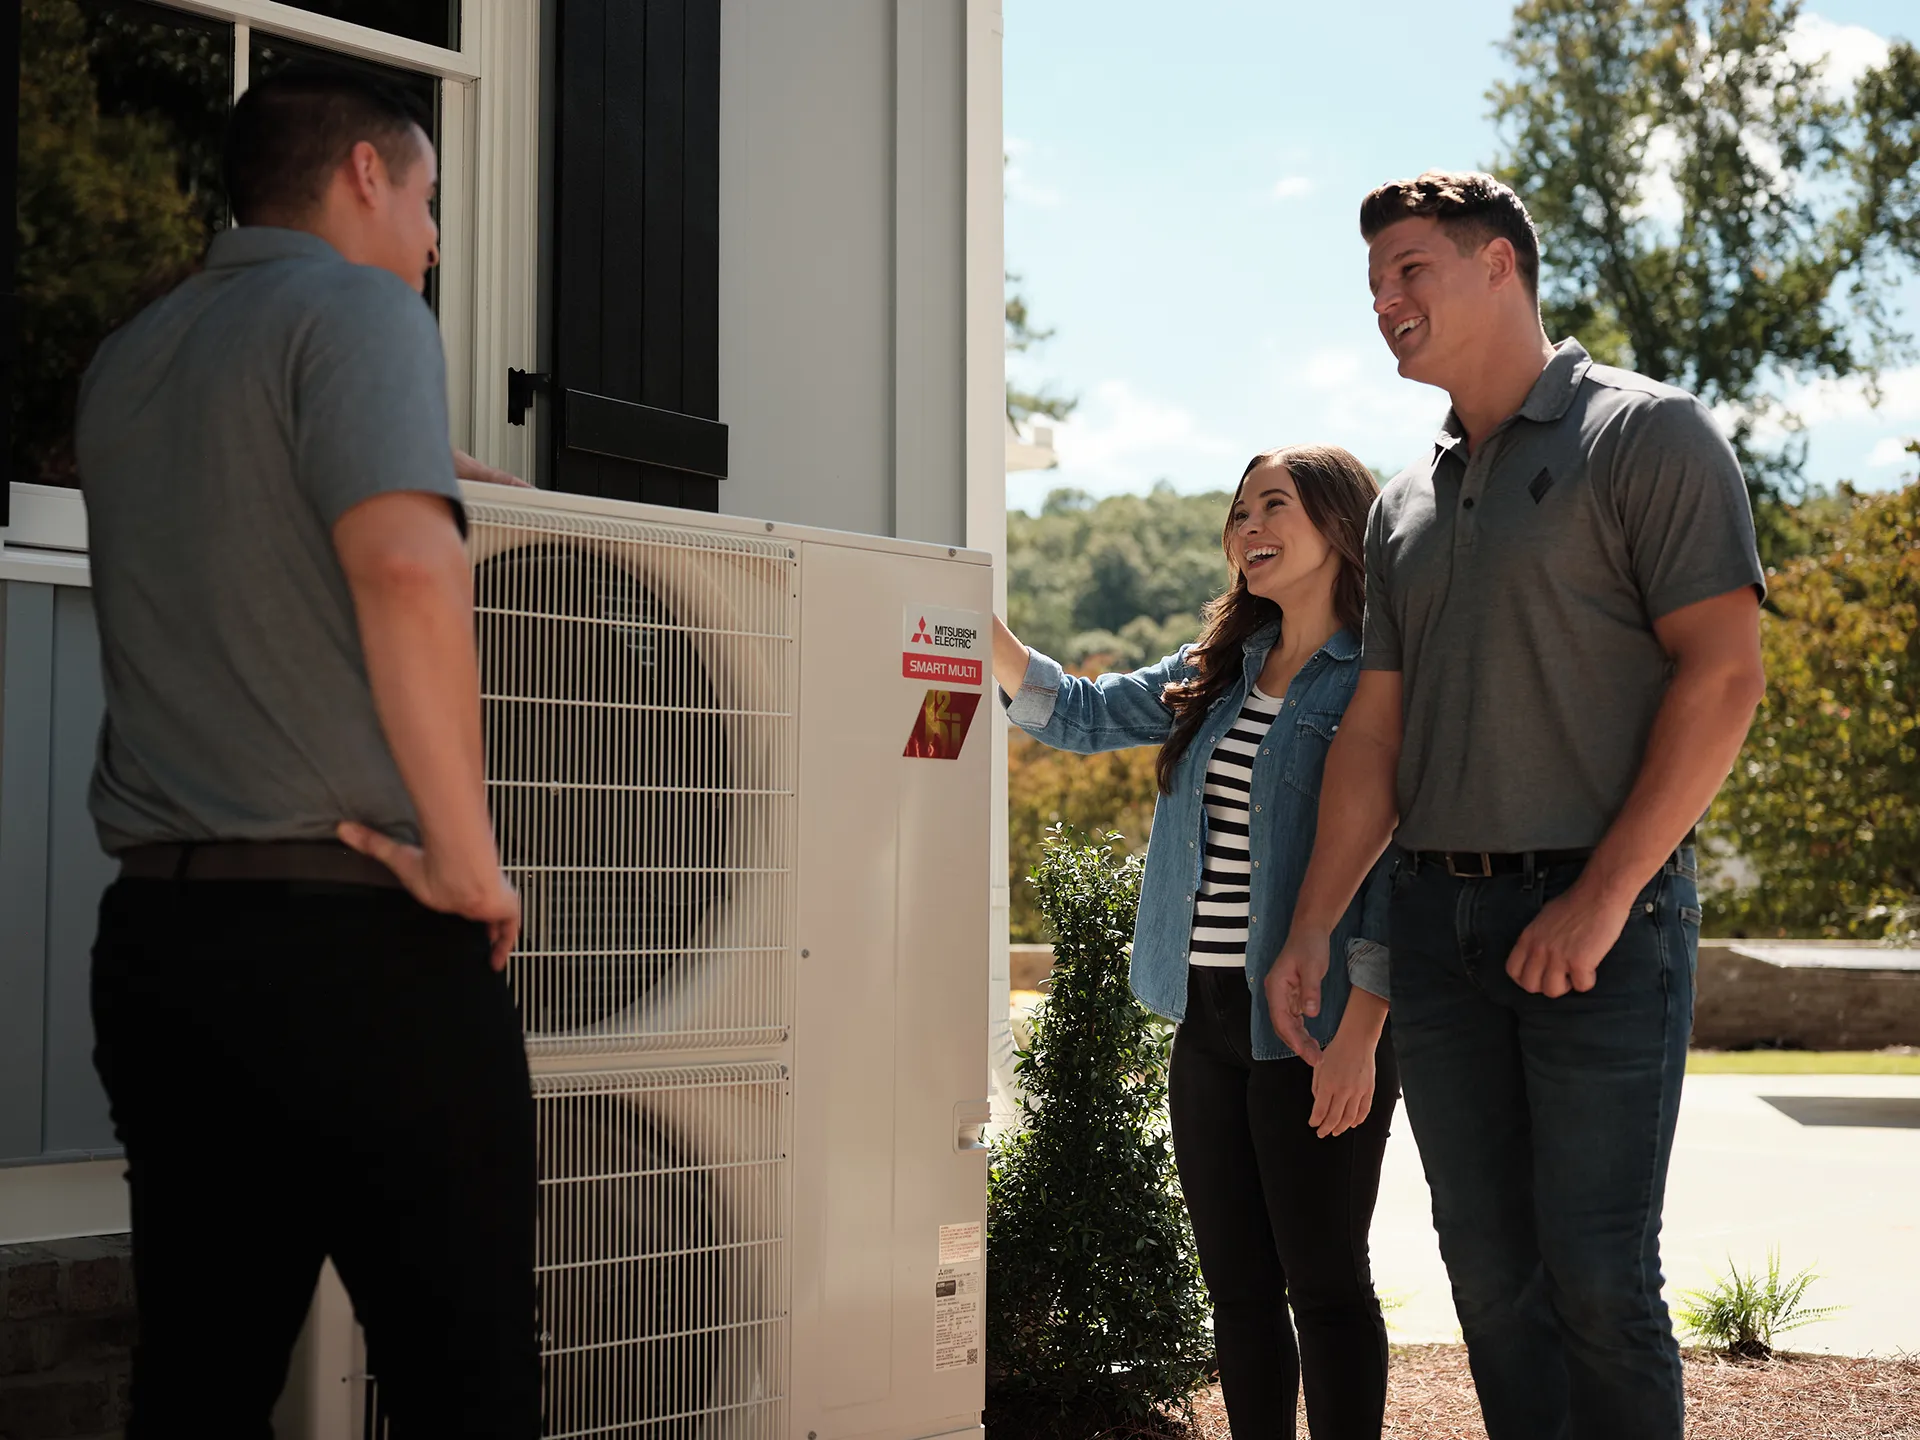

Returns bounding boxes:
[999,645,1191,755]
[1003,648,1068,730]
[1345,851,1395,1001]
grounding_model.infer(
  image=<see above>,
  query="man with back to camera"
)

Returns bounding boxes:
[75,66,539,1435]
[1262,172,1767,1439]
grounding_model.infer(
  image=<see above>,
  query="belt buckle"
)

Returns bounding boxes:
[1446,852,1493,879]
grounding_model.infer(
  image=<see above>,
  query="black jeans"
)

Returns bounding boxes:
[1169,965,1400,1440]
[90,878,541,1439]
[1390,852,1698,1440]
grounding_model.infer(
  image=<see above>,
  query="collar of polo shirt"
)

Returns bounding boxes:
[1433,339,1596,455]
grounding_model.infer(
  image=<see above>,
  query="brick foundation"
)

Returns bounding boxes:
[0,1236,134,1440]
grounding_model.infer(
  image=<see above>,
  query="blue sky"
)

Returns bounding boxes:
[1004,1,1920,511]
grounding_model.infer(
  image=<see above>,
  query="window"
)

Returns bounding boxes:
[274,0,459,51]
[8,0,542,499]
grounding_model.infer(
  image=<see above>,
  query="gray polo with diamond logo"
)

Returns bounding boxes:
[1362,339,1766,853]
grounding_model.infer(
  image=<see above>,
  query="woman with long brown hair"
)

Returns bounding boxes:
[993,444,1397,1438]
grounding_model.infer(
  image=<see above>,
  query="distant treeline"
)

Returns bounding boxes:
[1007,483,1233,673]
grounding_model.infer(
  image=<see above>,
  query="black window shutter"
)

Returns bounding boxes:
[1,0,20,527]
[550,0,725,512]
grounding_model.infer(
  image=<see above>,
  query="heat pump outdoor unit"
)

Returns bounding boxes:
[277,483,993,1440]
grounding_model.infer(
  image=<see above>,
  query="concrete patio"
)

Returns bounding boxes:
[1373,1072,1920,1357]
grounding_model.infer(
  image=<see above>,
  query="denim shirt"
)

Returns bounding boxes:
[1004,623,1391,1061]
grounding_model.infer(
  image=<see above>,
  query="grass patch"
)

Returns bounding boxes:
[1687,1050,1920,1075]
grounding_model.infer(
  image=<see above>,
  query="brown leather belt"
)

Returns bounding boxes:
[118,841,403,890]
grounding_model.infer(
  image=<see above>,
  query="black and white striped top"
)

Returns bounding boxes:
[1189,686,1285,967]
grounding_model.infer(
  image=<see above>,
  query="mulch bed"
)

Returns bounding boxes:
[1175,1345,1920,1439]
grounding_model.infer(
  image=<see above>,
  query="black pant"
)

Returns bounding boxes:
[91,878,541,1439]
[1170,965,1400,1440]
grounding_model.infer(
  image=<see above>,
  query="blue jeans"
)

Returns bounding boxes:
[1389,848,1700,1440]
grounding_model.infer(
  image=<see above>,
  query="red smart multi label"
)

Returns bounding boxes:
[901,606,989,691]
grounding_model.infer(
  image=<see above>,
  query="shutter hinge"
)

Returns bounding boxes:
[506,368,551,426]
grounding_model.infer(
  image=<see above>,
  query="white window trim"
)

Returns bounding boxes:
[460,2,543,482]
[149,1,543,477]
[163,1,480,80]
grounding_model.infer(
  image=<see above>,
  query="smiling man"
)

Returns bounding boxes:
[1263,172,1767,1439]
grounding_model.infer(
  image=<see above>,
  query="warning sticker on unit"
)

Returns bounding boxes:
[939,1221,983,1265]
[935,1222,984,1371]
[903,606,989,688]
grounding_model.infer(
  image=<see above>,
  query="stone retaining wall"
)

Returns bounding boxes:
[1693,942,1920,1051]
[1009,941,1920,1051]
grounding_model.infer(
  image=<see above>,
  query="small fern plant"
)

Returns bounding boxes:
[985,826,1213,1437]
[1675,1250,1841,1359]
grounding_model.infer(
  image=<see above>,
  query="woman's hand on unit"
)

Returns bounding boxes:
[1307,1025,1376,1138]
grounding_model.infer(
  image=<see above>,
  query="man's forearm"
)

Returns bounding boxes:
[1580,658,1763,904]
[1291,728,1399,935]
[350,543,497,877]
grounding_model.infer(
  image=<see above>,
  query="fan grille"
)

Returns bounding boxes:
[469,506,797,1053]
[534,1066,790,1440]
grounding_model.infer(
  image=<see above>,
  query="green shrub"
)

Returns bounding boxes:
[985,827,1213,1437]
[1675,1250,1841,1359]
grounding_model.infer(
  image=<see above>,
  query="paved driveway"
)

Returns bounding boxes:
[1370,1072,1920,1357]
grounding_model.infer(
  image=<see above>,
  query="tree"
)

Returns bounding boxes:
[1006,273,1078,428]
[1705,464,1919,939]
[15,0,225,484]
[1003,485,1268,942]
[1489,0,1920,561]
[1007,736,1160,942]
[1007,485,1232,664]
[986,829,1213,1437]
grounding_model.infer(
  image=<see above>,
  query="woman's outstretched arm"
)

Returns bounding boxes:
[992,614,1032,695]
[995,615,1190,755]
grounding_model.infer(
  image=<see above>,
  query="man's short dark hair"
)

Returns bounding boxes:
[1359,171,1541,299]
[225,65,431,226]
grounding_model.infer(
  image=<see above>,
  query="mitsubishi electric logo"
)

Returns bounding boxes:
[900,605,988,688]
[910,617,979,652]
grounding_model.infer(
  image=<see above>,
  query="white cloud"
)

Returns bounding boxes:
[1776,364,1920,428]
[1009,380,1244,507]
[1714,365,1920,486]
[1867,435,1919,468]
[1050,380,1240,477]
[1272,175,1314,201]
[1785,13,1892,96]
[1277,347,1449,468]
[1003,132,1062,209]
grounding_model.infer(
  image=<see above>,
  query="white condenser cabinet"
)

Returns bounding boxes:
[279,483,992,1440]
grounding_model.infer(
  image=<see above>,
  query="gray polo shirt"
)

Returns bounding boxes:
[1363,340,1765,853]
[74,227,462,854]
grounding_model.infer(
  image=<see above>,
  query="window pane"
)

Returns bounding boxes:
[248,34,443,313]
[269,1,459,52]
[15,0,231,486]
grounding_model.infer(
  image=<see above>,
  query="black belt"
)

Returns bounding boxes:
[118,841,403,890]
[1409,847,1592,877]
[1410,829,1696,880]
